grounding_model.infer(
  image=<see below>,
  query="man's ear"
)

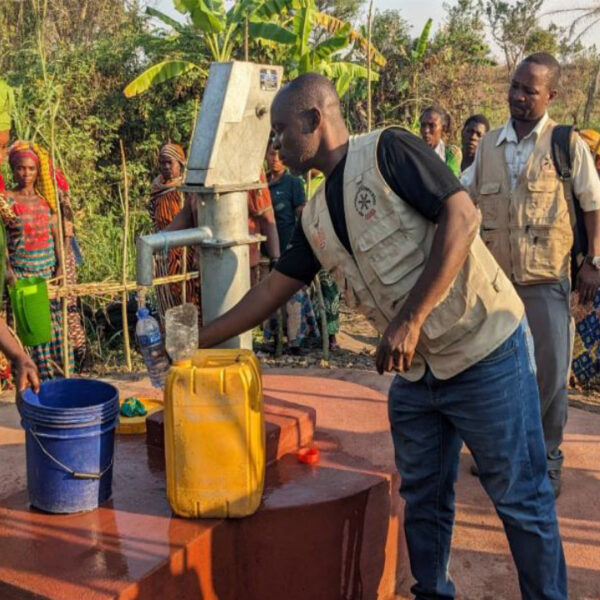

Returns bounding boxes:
[548,87,558,103]
[301,108,321,133]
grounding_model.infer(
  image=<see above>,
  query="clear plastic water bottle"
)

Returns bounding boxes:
[165,303,198,363]
[136,307,170,388]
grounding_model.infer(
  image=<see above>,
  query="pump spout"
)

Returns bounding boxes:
[136,227,212,286]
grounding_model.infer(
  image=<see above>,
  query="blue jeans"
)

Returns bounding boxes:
[388,321,566,600]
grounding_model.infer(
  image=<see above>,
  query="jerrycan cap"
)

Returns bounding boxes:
[173,359,193,368]
[137,307,149,319]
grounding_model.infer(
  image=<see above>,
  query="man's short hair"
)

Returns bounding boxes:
[281,73,340,112]
[521,52,561,89]
[463,114,490,132]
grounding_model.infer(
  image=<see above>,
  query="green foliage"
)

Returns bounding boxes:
[126,0,382,98]
[267,0,381,95]
[0,79,14,131]
[124,59,203,98]
[315,0,363,23]
[413,18,433,62]
[485,0,544,76]
[1,2,203,286]
[525,26,560,56]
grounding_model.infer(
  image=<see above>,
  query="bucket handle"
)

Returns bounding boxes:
[29,429,114,480]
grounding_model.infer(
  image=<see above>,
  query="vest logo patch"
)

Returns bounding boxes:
[354,186,377,220]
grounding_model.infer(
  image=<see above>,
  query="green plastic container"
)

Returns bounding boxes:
[9,277,52,346]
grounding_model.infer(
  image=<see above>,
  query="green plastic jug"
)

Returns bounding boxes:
[9,277,52,346]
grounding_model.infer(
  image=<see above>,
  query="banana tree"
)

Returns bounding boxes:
[257,0,386,97]
[125,0,297,97]
[408,18,432,124]
[125,0,385,98]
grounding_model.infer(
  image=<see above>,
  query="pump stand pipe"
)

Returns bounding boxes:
[136,227,213,287]
[135,221,261,350]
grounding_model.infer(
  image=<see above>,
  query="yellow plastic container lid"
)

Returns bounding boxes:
[116,396,163,434]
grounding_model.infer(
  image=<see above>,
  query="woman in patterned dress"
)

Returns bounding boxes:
[148,143,200,323]
[1,142,71,379]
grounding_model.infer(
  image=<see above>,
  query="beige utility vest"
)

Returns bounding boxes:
[472,119,573,284]
[301,128,524,381]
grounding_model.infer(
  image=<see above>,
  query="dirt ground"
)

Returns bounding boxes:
[257,301,600,415]
[4,300,599,414]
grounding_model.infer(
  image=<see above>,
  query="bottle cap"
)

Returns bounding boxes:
[297,446,320,465]
[137,307,149,319]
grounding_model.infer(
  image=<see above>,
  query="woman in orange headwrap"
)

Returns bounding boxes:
[580,129,600,176]
[148,143,200,321]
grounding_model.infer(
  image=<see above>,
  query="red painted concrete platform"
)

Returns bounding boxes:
[0,374,407,600]
[2,369,600,600]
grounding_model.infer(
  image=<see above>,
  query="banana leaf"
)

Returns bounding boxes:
[124,60,201,98]
[248,21,296,45]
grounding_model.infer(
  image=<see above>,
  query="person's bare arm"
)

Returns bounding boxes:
[5,247,15,286]
[576,210,600,304]
[50,218,65,280]
[0,319,39,392]
[199,271,303,348]
[375,190,481,374]
[258,208,281,260]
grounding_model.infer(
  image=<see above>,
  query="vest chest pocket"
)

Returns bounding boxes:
[525,226,571,280]
[525,178,561,225]
[478,182,502,228]
[357,219,426,293]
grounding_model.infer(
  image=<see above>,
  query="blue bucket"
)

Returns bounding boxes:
[18,379,119,513]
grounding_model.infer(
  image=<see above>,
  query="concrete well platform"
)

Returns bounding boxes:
[1,369,600,600]
[0,374,408,600]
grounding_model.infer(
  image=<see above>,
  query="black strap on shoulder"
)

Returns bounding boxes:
[551,124,577,180]
[551,124,587,280]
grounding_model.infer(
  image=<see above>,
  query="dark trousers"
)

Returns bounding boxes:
[515,279,572,472]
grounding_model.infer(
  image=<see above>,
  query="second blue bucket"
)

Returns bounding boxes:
[18,378,119,514]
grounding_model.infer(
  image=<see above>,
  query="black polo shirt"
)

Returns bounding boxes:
[275,127,464,285]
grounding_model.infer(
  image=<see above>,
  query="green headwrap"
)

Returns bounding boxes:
[0,80,13,132]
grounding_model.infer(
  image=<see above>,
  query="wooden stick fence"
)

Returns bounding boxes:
[46,272,199,301]
[119,140,133,372]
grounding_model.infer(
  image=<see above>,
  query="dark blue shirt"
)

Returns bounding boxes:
[268,172,306,252]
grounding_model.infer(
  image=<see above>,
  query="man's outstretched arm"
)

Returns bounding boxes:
[198,270,304,348]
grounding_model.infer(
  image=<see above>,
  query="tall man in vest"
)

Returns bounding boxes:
[464,53,600,498]
[196,74,566,599]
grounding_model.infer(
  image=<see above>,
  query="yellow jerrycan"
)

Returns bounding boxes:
[164,349,265,518]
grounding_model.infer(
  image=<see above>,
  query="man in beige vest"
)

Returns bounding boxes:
[198,74,566,599]
[464,53,600,498]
